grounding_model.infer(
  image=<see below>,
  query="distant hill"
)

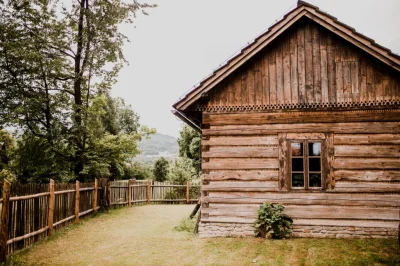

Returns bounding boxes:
[136,133,179,163]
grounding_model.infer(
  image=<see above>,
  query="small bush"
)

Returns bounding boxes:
[174,216,197,233]
[254,202,293,239]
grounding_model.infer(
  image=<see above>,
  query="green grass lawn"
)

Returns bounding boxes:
[8,205,400,266]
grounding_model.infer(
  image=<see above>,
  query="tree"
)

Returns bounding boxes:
[167,157,197,185]
[0,1,156,181]
[153,157,169,182]
[177,125,201,175]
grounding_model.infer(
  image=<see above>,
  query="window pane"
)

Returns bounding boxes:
[309,173,321,187]
[291,143,303,156]
[292,158,304,171]
[308,142,321,156]
[309,158,321,171]
[292,173,304,187]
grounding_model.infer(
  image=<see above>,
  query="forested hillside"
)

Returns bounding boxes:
[136,133,178,163]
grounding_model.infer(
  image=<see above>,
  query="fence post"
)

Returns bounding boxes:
[93,179,98,214]
[48,179,55,237]
[0,179,11,263]
[107,180,111,207]
[146,180,151,204]
[75,181,80,224]
[186,181,190,204]
[127,180,132,207]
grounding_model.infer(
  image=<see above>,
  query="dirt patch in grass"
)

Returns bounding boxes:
[9,205,400,266]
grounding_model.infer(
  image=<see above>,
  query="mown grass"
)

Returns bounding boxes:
[6,205,400,266]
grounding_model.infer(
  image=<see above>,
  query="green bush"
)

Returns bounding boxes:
[254,202,293,239]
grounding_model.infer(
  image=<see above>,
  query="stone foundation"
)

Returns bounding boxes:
[198,222,398,239]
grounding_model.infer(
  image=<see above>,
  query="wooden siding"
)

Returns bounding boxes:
[205,19,400,108]
[201,110,400,230]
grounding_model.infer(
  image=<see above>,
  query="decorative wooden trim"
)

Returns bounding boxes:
[194,99,400,112]
[278,133,288,191]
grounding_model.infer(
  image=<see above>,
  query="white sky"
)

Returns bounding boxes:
[112,0,400,137]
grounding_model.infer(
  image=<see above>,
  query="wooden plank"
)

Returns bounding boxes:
[227,76,235,106]
[234,73,242,105]
[255,59,263,105]
[203,171,278,181]
[334,158,400,170]
[276,43,284,104]
[375,67,384,101]
[331,181,400,193]
[297,25,306,103]
[335,145,400,157]
[334,134,400,145]
[293,219,399,229]
[278,133,288,190]
[204,110,400,126]
[326,133,334,189]
[202,204,399,220]
[312,24,322,103]
[287,133,325,140]
[326,31,336,103]
[205,192,400,207]
[203,158,278,170]
[75,181,80,224]
[290,30,298,103]
[320,28,328,102]
[360,59,368,102]
[186,181,190,204]
[343,61,351,102]
[283,35,291,104]
[202,136,278,146]
[262,51,270,105]
[350,61,359,101]
[241,70,248,106]
[269,47,277,105]
[203,146,278,158]
[336,61,343,102]
[335,170,400,182]
[366,63,375,102]
[204,122,400,136]
[218,81,228,106]
[47,179,54,237]
[127,179,131,207]
[0,180,10,263]
[146,180,151,204]
[248,62,255,106]
[304,23,314,103]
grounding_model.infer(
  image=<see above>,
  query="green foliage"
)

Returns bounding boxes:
[254,202,293,239]
[0,169,17,184]
[125,161,153,180]
[153,157,169,182]
[0,1,156,182]
[167,157,198,185]
[177,125,201,175]
[174,215,197,233]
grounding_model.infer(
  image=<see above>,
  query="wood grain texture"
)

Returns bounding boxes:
[203,146,278,158]
[202,136,278,146]
[203,110,400,126]
[334,158,400,170]
[203,171,278,181]
[335,145,400,157]
[335,170,400,182]
[203,158,278,170]
[204,122,400,136]
[334,134,400,145]
[331,181,400,193]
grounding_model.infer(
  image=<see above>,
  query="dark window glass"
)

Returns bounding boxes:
[292,158,304,171]
[291,143,303,156]
[309,158,321,171]
[292,173,304,187]
[309,173,321,187]
[308,142,321,156]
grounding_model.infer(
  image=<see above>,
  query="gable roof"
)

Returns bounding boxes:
[173,0,400,111]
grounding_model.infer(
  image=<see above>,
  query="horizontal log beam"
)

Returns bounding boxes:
[334,134,400,145]
[334,158,400,170]
[202,136,278,146]
[203,171,278,181]
[203,146,278,158]
[334,170,400,182]
[335,145,400,157]
[203,158,278,170]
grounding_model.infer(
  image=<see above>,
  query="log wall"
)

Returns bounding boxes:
[200,109,400,238]
[199,18,400,110]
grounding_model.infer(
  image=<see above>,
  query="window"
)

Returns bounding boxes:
[290,141,323,190]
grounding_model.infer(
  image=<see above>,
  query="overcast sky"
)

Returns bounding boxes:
[112,0,400,137]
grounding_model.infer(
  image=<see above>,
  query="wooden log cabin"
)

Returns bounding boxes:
[172,1,400,238]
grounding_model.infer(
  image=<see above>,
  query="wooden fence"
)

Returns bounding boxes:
[0,179,200,261]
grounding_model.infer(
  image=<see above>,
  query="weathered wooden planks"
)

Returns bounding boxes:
[334,158,400,170]
[203,110,400,126]
[202,136,278,146]
[203,146,278,158]
[203,171,278,181]
[203,181,278,192]
[202,158,278,170]
[204,20,400,108]
[335,134,400,145]
[335,145,400,157]
[204,122,400,136]
[335,170,400,182]
[331,181,400,193]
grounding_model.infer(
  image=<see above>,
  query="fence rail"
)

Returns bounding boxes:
[0,179,201,261]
